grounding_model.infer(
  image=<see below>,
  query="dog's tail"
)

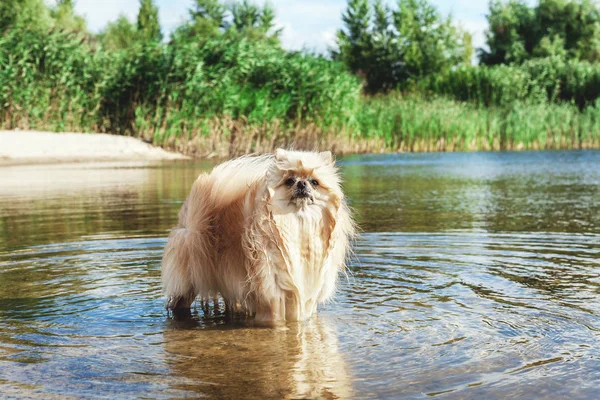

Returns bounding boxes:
[161,174,216,309]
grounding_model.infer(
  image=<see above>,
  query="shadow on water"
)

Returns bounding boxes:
[0,151,599,398]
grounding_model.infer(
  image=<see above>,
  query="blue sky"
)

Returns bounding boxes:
[65,0,536,53]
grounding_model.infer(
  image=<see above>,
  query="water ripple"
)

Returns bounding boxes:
[1,152,599,398]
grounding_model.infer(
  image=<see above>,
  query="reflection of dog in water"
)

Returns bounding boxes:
[163,316,352,399]
[161,149,355,322]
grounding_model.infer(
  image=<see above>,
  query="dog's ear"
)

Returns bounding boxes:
[319,151,333,164]
[275,149,287,161]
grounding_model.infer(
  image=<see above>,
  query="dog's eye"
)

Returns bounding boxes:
[285,178,296,186]
[310,179,319,186]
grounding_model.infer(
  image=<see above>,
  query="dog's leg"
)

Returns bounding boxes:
[162,228,197,310]
[285,292,301,321]
[162,175,217,310]
[166,291,196,310]
[254,298,279,323]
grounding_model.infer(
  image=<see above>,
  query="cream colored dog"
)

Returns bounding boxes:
[161,149,354,322]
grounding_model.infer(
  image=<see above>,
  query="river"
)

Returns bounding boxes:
[1,150,599,398]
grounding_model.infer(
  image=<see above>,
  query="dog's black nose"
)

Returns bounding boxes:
[297,180,307,190]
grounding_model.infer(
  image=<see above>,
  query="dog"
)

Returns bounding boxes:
[161,149,355,322]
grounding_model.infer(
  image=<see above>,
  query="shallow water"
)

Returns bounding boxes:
[0,151,599,399]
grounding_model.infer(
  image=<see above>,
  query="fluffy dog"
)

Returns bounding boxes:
[161,149,354,322]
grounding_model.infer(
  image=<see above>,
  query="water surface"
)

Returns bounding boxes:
[1,151,599,398]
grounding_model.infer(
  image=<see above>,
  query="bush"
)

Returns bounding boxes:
[423,57,600,109]
[0,27,362,138]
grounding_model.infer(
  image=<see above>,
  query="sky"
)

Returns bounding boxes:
[65,0,537,54]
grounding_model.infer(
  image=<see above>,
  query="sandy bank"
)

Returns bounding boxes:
[0,130,188,166]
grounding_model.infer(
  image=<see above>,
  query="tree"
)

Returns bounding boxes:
[173,0,225,40]
[479,0,539,65]
[479,0,600,65]
[0,0,87,34]
[367,0,405,91]
[392,0,464,78]
[173,0,279,44]
[229,0,278,40]
[335,0,467,92]
[335,0,373,84]
[190,0,226,24]
[97,1,161,51]
[0,0,52,31]
[50,0,87,32]
[137,0,162,42]
[259,2,275,33]
[231,0,261,31]
[98,15,137,50]
[536,0,600,61]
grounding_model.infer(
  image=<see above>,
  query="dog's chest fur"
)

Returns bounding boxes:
[275,209,326,268]
[270,206,334,314]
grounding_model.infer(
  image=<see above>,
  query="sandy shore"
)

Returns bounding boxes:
[0,130,188,166]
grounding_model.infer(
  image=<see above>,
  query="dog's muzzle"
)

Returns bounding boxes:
[293,181,311,199]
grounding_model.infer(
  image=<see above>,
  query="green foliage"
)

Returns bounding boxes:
[336,0,371,73]
[354,94,599,151]
[50,0,87,32]
[480,0,600,65]
[229,0,278,41]
[137,0,162,42]
[0,24,360,139]
[336,0,385,92]
[536,0,600,61]
[99,0,161,50]
[461,30,474,65]
[425,63,544,107]
[480,0,534,65]
[0,0,52,31]
[0,27,105,131]
[98,15,137,51]
[1,0,599,154]
[173,0,279,44]
[259,2,276,33]
[335,0,469,92]
[190,0,226,24]
[424,56,600,110]
[231,0,261,31]
[172,0,225,41]
[392,0,465,78]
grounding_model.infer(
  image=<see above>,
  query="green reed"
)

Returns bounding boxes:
[352,95,600,152]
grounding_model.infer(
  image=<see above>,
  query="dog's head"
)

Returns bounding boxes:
[267,149,343,212]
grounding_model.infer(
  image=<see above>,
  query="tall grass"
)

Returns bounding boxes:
[0,28,106,131]
[0,27,599,157]
[354,95,600,152]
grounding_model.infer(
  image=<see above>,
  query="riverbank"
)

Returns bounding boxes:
[2,120,599,167]
[0,131,188,166]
